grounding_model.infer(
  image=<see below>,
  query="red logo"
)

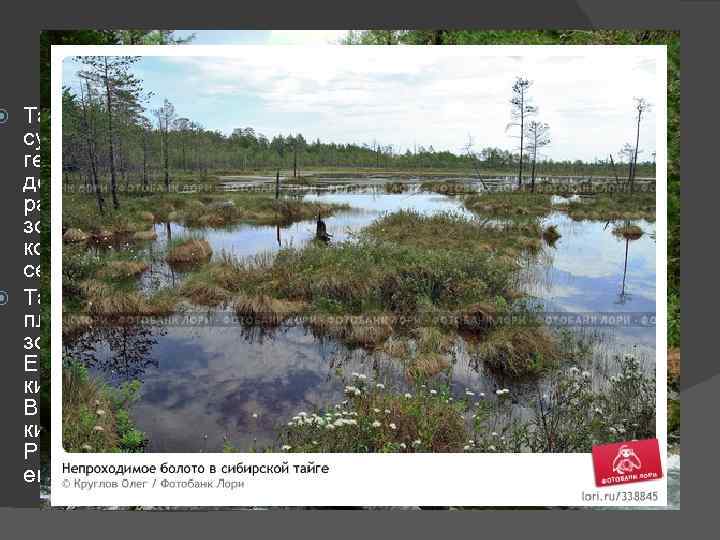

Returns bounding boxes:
[592,439,663,487]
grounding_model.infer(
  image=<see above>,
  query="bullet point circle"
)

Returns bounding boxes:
[0,291,8,305]
[0,109,7,123]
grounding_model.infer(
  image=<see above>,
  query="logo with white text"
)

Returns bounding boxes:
[592,439,662,487]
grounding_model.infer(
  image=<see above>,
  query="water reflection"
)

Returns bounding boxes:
[65,182,657,452]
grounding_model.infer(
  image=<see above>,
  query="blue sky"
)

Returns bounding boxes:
[63,35,660,161]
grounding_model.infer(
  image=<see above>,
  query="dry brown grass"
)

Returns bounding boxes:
[310,313,394,349]
[473,326,559,377]
[63,228,88,242]
[542,225,562,245]
[166,238,213,265]
[410,353,450,380]
[79,280,179,318]
[181,282,232,306]
[96,260,149,280]
[132,229,158,241]
[612,223,644,240]
[235,294,307,327]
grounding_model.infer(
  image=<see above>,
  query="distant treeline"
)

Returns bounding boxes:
[62,59,654,196]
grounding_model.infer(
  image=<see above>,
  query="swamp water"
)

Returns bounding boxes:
[65,182,657,453]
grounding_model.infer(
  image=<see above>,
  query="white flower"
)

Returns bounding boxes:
[468,440,475,445]
[312,440,318,445]
[373,408,381,413]
[334,419,345,427]
[287,422,294,426]
[351,372,361,378]
[479,393,485,398]
[400,443,407,449]
[495,389,503,396]
[384,409,391,414]
[251,413,258,419]
[281,445,292,451]
[430,389,437,395]
[81,444,93,451]
[376,383,385,389]
[404,393,412,399]
[389,423,397,430]
[491,432,498,437]
[465,390,475,396]
[358,374,367,380]
[354,389,361,396]
[326,424,335,430]
[582,371,591,379]
[463,445,470,451]
[298,412,307,417]
[413,440,421,446]
[96,409,106,416]
[488,445,497,451]
[372,420,381,428]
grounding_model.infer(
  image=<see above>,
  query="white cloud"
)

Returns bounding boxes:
[85,46,662,160]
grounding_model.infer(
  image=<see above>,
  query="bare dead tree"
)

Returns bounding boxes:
[525,121,551,192]
[629,97,651,193]
[507,77,537,189]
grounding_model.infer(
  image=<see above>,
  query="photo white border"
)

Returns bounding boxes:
[51,44,668,507]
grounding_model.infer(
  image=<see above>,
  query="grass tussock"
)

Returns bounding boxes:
[174,210,553,376]
[612,222,644,240]
[234,294,307,327]
[558,192,655,222]
[464,191,553,217]
[62,192,349,237]
[180,279,232,307]
[470,326,559,377]
[78,280,180,318]
[166,238,213,265]
[310,313,394,350]
[63,228,88,243]
[362,209,543,256]
[176,195,348,228]
[96,260,149,281]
